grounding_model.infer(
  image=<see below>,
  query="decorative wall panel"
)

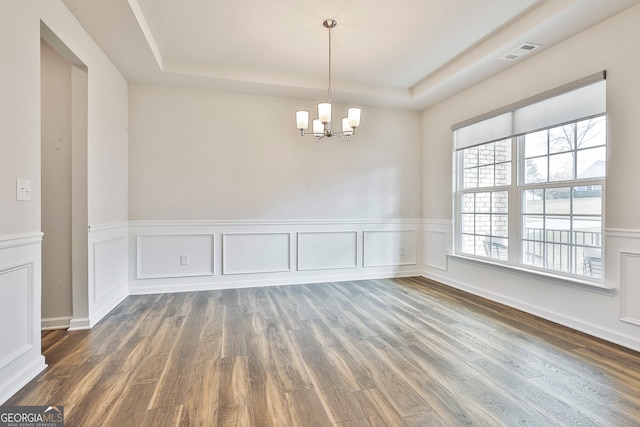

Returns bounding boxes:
[621,252,640,326]
[128,220,423,294]
[223,232,291,275]
[363,230,417,267]
[138,234,214,279]
[424,229,449,271]
[297,231,357,271]
[0,263,32,368]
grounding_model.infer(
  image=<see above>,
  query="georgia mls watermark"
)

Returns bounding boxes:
[0,406,63,427]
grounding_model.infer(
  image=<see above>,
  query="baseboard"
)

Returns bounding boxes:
[129,269,422,295]
[61,287,128,330]
[67,317,90,331]
[0,356,46,405]
[41,316,72,330]
[89,288,128,327]
[421,270,640,353]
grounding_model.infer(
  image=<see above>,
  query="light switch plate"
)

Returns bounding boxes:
[16,178,31,201]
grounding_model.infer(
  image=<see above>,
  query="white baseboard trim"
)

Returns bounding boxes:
[68,317,91,331]
[0,356,46,405]
[422,270,640,353]
[89,288,128,327]
[129,270,423,295]
[41,316,72,330]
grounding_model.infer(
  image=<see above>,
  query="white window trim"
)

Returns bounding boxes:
[452,73,607,286]
[449,252,615,293]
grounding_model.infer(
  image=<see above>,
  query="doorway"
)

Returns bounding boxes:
[40,24,88,331]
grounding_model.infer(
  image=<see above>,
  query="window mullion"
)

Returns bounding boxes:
[510,136,519,263]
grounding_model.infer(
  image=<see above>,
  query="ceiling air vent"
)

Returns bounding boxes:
[500,43,541,61]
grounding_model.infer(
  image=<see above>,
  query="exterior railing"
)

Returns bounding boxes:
[522,228,602,277]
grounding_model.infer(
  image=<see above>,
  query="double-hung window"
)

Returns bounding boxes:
[453,72,606,280]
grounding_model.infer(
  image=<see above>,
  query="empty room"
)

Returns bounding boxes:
[1,0,640,425]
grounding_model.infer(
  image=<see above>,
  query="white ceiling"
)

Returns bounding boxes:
[61,0,639,110]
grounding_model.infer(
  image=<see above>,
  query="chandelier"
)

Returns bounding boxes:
[296,19,362,141]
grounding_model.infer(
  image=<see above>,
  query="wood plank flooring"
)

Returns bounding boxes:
[7,277,640,426]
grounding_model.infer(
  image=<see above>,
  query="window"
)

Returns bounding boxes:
[453,73,606,280]
[460,139,511,261]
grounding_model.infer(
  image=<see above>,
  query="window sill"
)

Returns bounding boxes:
[448,253,616,295]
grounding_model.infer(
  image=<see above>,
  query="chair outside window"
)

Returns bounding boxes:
[583,247,602,277]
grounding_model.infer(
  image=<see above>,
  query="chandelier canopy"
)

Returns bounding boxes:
[296,19,362,141]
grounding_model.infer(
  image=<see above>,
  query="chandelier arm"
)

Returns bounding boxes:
[300,129,353,141]
[300,130,327,137]
[299,128,356,137]
[331,129,356,137]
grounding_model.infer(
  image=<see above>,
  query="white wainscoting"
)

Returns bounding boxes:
[0,263,33,371]
[138,234,214,278]
[363,229,417,267]
[423,220,452,271]
[80,223,128,330]
[621,252,640,326]
[223,232,291,275]
[608,229,640,328]
[128,220,423,294]
[297,231,358,271]
[0,233,46,404]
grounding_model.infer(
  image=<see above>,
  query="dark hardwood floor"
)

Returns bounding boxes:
[6,277,640,426]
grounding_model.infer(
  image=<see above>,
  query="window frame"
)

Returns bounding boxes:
[454,114,606,282]
[456,138,516,262]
